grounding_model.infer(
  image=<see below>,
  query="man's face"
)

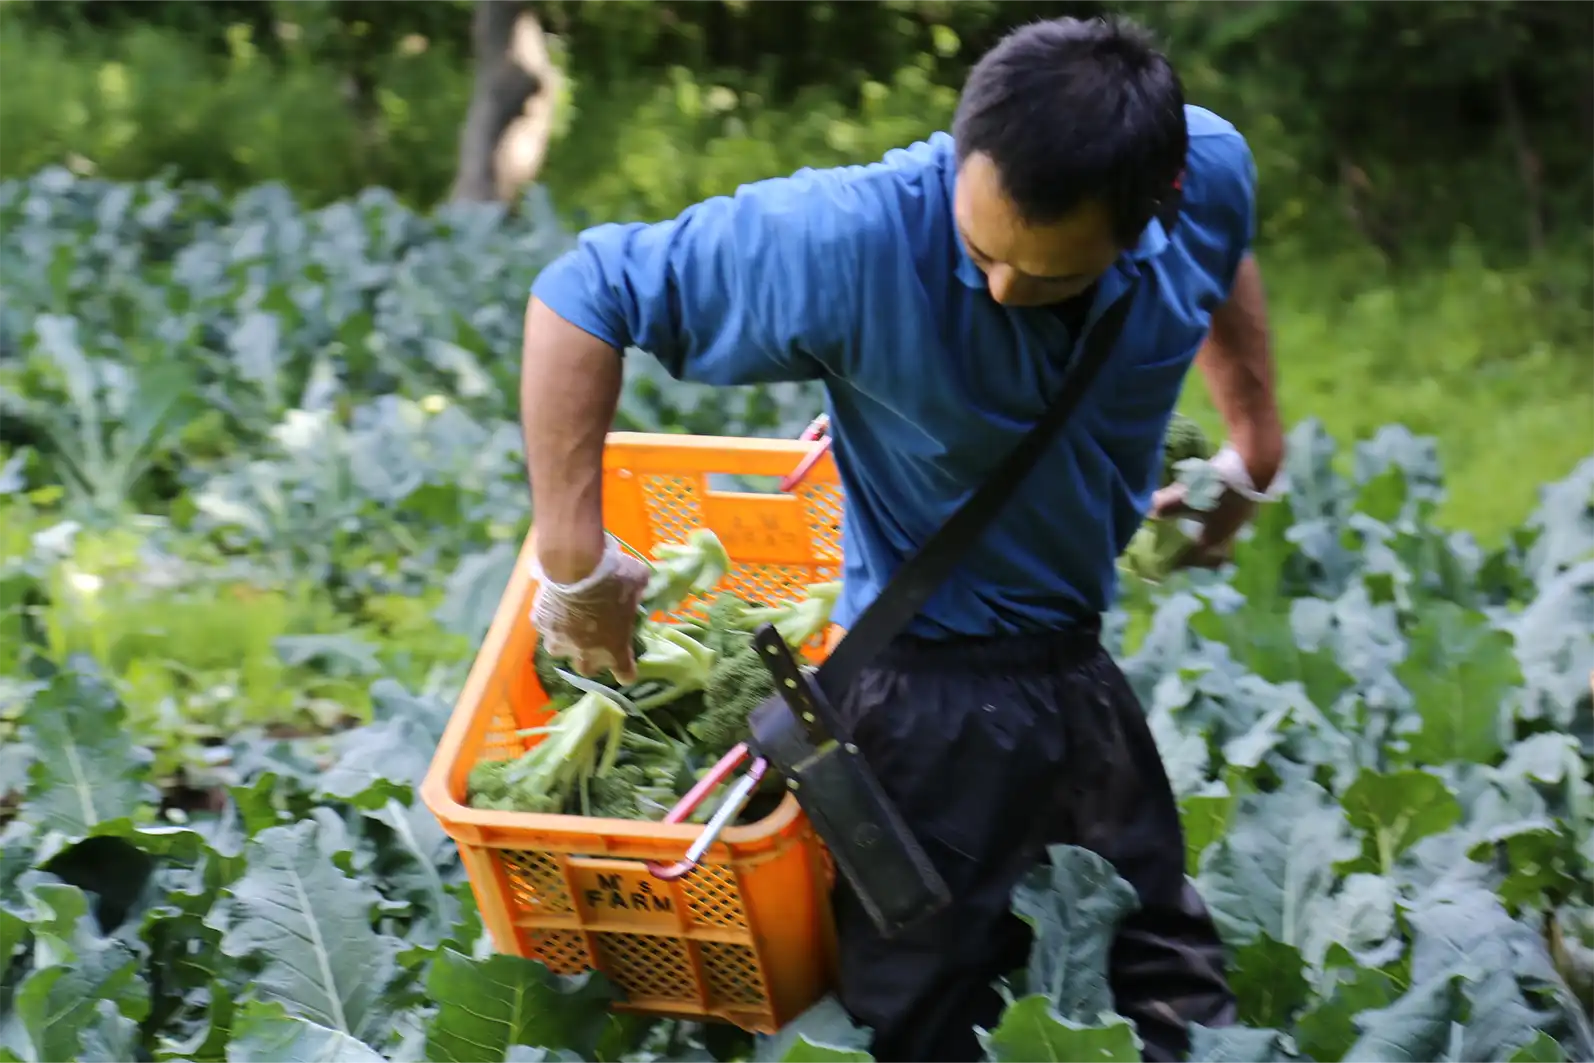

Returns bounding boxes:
[953,151,1121,308]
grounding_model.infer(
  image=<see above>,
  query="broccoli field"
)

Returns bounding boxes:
[2,169,1593,1062]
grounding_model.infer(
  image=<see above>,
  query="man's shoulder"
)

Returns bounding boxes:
[705,134,949,276]
[1181,105,1254,191]
[793,131,955,192]
[1184,105,1245,144]
[1170,107,1256,293]
[726,133,951,223]
[1179,105,1249,207]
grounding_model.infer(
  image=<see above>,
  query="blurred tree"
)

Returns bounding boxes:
[450,1,558,203]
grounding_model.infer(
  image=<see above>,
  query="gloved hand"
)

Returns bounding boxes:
[530,533,652,684]
[1149,443,1284,570]
[1149,482,1254,569]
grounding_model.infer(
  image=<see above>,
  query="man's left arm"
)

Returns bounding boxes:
[1152,120,1286,565]
[1201,251,1285,493]
[1180,252,1286,563]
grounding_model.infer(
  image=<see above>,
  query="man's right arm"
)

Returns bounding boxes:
[520,171,873,583]
[521,299,623,583]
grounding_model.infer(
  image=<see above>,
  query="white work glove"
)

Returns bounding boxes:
[530,533,652,684]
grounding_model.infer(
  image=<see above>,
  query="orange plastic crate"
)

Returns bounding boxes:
[421,431,848,1033]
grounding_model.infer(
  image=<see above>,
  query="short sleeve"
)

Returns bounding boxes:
[1179,113,1258,299]
[530,168,876,387]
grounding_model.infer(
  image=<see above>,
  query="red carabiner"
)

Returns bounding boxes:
[781,413,832,492]
[645,743,769,880]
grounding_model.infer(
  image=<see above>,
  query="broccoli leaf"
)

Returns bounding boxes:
[5,881,149,1063]
[1340,973,1465,1063]
[977,996,1141,1063]
[18,660,157,837]
[224,1000,385,1063]
[1011,845,1140,1023]
[751,995,874,1062]
[1187,1023,1301,1062]
[210,820,402,1045]
[1196,772,1357,951]
[422,948,615,1063]
[1338,769,1462,876]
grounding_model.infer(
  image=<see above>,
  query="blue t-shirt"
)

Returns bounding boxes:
[531,106,1257,638]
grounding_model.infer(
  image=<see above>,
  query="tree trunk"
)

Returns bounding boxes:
[449,0,558,205]
[1336,155,1402,264]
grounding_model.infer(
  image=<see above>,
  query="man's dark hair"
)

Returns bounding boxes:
[952,15,1188,246]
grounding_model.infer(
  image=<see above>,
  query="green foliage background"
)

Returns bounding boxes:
[4,0,1588,539]
[6,0,1590,248]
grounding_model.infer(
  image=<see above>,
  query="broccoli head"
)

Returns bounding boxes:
[586,738,689,820]
[689,641,778,758]
[466,758,553,813]
[700,593,761,654]
[1162,413,1213,486]
[466,688,628,815]
[586,763,648,819]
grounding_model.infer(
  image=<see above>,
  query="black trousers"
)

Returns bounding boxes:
[830,625,1237,1062]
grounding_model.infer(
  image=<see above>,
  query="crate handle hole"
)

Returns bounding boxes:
[706,473,788,495]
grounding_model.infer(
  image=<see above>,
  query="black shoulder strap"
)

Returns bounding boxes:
[814,277,1142,699]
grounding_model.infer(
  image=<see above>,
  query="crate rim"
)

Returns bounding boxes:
[603,430,827,458]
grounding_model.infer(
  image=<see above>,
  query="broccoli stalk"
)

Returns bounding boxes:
[465,688,628,815]
[699,581,842,650]
[497,526,848,825]
[640,529,733,614]
[760,580,842,649]
[627,623,717,711]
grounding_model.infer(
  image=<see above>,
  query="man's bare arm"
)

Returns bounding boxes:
[1196,252,1284,492]
[521,296,622,584]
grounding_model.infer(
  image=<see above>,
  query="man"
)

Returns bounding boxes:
[520,14,1282,1063]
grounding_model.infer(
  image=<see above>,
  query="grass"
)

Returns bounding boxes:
[1,14,1588,545]
[1179,240,1592,541]
[0,15,468,206]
